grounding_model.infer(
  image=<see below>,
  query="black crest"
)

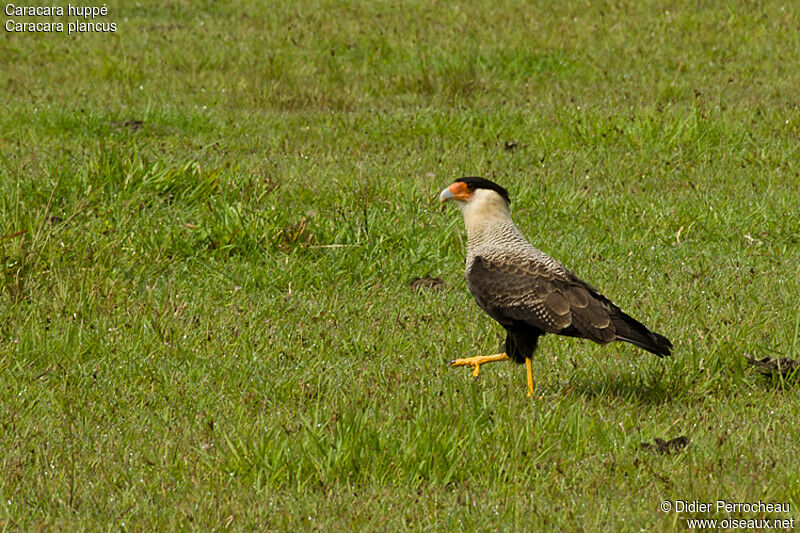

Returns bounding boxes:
[455,177,511,204]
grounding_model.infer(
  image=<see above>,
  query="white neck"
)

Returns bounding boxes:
[458,189,515,245]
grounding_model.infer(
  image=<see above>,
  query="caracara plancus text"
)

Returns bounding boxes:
[440,177,672,397]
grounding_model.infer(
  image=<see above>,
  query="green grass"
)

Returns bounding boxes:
[2,0,800,529]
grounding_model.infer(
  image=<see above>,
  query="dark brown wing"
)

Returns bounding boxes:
[467,255,617,344]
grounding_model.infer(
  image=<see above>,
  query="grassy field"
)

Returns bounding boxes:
[2,0,800,529]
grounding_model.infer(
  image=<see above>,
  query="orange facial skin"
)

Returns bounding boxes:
[440,181,473,202]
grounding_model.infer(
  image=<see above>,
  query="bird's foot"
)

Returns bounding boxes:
[451,353,510,379]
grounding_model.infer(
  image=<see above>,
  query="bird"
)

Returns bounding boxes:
[439,177,672,397]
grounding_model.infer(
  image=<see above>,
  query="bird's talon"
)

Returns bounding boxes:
[451,353,509,383]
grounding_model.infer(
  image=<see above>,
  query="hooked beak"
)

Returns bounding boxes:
[439,187,455,202]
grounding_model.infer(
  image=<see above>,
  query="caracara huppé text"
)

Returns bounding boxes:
[440,177,672,397]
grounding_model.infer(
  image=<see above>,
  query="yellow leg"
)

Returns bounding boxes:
[451,353,510,378]
[526,357,534,397]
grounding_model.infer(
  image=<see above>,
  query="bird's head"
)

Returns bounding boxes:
[439,177,511,216]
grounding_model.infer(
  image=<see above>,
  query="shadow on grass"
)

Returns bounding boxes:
[565,369,683,406]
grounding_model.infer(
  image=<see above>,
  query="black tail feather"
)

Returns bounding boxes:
[611,309,672,357]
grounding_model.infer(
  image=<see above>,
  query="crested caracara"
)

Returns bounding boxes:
[440,177,672,397]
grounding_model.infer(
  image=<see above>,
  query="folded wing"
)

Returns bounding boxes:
[468,255,672,356]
